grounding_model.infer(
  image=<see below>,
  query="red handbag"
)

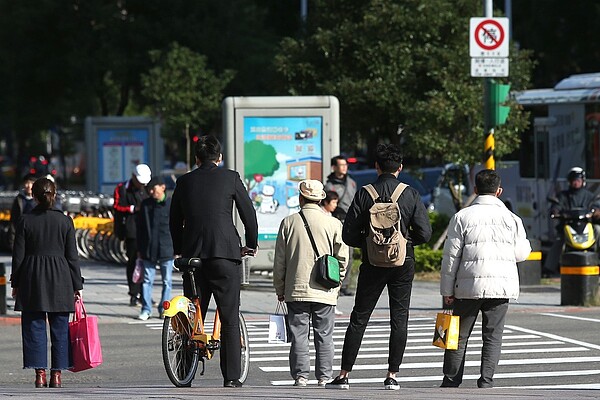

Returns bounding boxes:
[69,297,103,372]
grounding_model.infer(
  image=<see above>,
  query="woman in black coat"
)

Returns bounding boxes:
[10,177,83,389]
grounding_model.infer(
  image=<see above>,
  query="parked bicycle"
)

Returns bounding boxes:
[161,257,250,387]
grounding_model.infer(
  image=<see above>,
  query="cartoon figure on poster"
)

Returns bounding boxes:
[258,184,279,214]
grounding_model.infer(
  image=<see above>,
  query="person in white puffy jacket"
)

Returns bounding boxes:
[440,169,531,389]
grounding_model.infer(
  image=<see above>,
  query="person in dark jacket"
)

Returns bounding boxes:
[325,156,358,296]
[113,164,151,306]
[170,135,258,388]
[546,166,600,274]
[327,143,432,390]
[136,176,173,320]
[10,177,83,389]
[8,173,37,250]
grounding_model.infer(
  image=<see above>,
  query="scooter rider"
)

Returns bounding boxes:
[546,167,600,274]
[550,167,599,216]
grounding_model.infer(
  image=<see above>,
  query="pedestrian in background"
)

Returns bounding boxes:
[113,163,151,306]
[325,155,357,296]
[10,177,83,389]
[320,190,339,216]
[274,179,348,387]
[170,134,258,388]
[8,173,37,250]
[320,190,344,315]
[136,176,173,321]
[327,143,432,390]
[440,169,531,388]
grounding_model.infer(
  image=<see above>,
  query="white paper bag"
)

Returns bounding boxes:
[268,314,288,344]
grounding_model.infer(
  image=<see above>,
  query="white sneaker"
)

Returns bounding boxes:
[138,312,150,321]
[318,378,329,387]
[334,307,343,315]
[294,377,308,387]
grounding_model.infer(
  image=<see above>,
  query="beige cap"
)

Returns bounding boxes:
[298,179,326,201]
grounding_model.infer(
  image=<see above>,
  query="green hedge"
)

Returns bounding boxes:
[414,212,449,273]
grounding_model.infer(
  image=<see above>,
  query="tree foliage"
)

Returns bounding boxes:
[140,43,234,142]
[243,140,280,191]
[275,0,535,166]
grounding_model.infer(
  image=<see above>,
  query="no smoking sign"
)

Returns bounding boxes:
[470,17,509,58]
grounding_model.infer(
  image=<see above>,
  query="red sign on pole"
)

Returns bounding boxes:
[470,17,509,58]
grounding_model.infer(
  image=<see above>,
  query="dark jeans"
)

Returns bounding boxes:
[442,298,509,388]
[340,260,414,372]
[125,238,141,297]
[21,311,70,370]
[183,258,241,381]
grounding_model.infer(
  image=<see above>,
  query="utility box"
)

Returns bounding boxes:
[223,96,340,271]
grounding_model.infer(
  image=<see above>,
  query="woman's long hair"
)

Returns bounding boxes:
[32,178,56,209]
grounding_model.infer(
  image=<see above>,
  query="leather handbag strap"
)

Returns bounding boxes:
[299,211,321,259]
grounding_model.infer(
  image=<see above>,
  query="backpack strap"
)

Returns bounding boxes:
[391,183,408,203]
[364,184,380,201]
[364,183,407,202]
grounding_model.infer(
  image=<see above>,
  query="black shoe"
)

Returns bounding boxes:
[383,377,399,390]
[224,380,243,388]
[129,295,140,306]
[325,376,349,389]
[340,288,355,297]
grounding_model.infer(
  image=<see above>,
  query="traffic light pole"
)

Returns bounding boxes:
[483,0,495,170]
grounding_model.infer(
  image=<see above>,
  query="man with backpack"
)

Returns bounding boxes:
[326,143,432,390]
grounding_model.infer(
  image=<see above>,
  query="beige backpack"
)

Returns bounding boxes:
[364,183,408,267]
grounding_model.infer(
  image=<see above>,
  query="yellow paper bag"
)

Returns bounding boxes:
[432,311,460,350]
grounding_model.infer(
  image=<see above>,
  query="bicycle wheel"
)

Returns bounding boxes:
[162,312,200,387]
[239,312,250,383]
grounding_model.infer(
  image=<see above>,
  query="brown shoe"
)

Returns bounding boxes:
[49,370,62,388]
[35,369,47,388]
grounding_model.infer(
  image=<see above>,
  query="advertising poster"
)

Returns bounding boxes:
[97,129,149,193]
[243,116,323,242]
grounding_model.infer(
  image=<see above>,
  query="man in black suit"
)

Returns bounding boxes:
[169,135,258,388]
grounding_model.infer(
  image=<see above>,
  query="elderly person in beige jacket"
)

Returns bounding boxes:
[273,179,349,388]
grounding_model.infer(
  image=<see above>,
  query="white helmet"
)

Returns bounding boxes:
[567,167,586,186]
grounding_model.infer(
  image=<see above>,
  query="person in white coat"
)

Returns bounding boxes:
[440,169,531,388]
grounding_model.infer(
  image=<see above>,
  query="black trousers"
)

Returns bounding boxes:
[125,238,141,298]
[340,260,414,373]
[183,258,241,381]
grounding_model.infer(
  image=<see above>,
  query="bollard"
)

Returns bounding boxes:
[0,262,6,314]
[518,247,542,286]
[560,252,599,306]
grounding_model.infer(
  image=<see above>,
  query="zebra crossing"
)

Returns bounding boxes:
[245,316,600,388]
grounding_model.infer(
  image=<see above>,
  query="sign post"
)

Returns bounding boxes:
[470,3,510,170]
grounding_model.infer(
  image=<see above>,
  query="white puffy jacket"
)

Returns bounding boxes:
[440,195,532,300]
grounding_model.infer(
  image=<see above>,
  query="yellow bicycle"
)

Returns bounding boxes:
[161,258,250,387]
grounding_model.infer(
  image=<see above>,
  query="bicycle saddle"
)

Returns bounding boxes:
[174,257,202,272]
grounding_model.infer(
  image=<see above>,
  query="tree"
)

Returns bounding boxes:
[274,0,535,167]
[140,43,234,166]
[244,140,280,191]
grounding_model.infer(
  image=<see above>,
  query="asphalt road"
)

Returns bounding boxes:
[1,255,600,399]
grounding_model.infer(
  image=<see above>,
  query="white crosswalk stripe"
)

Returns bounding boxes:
[244,316,600,388]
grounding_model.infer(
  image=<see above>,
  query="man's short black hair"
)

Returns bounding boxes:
[331,155,347,167]
[195,135,222,164]
[475,169,501,195]
[23,173,37,183]
[375,144,403,173]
